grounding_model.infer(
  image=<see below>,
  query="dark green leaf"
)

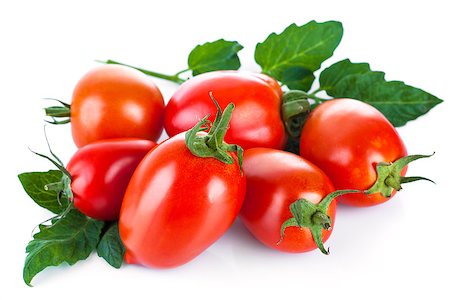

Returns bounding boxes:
[279,66,315,91]
[319,59,370,91]
[23,209,104,286]
[320,59,443,126]
[97,222,125,269]
[255,21,343,91]
[188,39,243,75]
[18,170,69,214]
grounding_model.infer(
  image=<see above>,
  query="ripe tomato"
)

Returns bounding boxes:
[70,65,164,147]
[300,99,408,207]
[66,139,155,220]
[119,102,246,268]
[239,148,337,254]
[164,71,286,150]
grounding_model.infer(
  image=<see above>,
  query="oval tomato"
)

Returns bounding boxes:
[70,65,164,147]
[164,71,286,150]
[299,99,408,207]
[67,139,155,220]
[239,148,337,254]
[119,102,246,268]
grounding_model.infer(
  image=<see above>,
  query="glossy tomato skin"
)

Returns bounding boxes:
[300,99,408,207]
[67,139,155,220]
[164,71,286,150]
[119,132,246,268]
[239,148,336,253]
[70,65,164,147]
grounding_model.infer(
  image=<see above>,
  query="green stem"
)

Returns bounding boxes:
[44,182,64,191]
[312,212,332,230]
[45,106,71,118]
[310,88,323,95]
[281,90,310,138]
[185,94,243,170]
[366,153,435,198]
[98,59,186,84]
[279,189,361,255]
[306,93,329,103]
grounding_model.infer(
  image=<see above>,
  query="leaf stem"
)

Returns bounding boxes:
[97,59,186,84]
[307,93,329,103]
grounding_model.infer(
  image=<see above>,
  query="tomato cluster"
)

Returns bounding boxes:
[42,64,431,268]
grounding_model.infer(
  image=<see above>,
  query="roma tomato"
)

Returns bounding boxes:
[300,99,430,207]
[240,148,354,254]
[50,65,165,147]
[119,102,246,268]
[65,139,155,220]
[164,71,286,150]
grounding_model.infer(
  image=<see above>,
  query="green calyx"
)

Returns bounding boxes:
[281,90,311,138]
[185,92,243,171]
[366,153,435,198]
[29,129,75,219]
[279,189,361,255]
[44,98,71,125]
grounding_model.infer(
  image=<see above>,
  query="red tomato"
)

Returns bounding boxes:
[67,139,155,220]
[239,148,336,253]
[300,99,408,207]
[70,65,164,147]
[164,71,286,150]
[119,103,246,268]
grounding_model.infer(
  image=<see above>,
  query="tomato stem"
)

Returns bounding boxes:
[312,212,332,230]
[279,189,360,255]
[281,90,310,138]
[307,93,329,103]
[185,93,243,171]
[44,99,71,124]
[97,60,186,84]
[366,153,435,197]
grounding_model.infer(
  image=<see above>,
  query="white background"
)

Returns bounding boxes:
[1,0,449,299]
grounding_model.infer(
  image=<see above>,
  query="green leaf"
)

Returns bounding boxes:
[255,21,343,91]
[320,59,444,126]
[18,170,69,214]
[23,209,104,286]
[97,222,125,269]
[319,59,370,91]
[188,39,243,75]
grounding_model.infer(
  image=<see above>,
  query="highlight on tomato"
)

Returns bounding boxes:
[45,65,165,148]
[239,148,360,254]
[36,138,156,220]
[299,99,434,207]
[119,95,246,268]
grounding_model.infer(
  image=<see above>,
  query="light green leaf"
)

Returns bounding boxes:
[188,39,243,75]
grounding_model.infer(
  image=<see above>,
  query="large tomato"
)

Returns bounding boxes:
[69,65,164,147]
[119,102,246,268]
[66,139,155,220]
[299,99,408,207]
[164,71,286,150]
[239,148,341,254]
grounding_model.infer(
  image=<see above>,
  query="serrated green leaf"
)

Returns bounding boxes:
[188,39,243,75]
[97,222,125,269]
[23,209,104,286]
[255,21,343,91]
[320,59,444,126]
[319,59,370,91]
[18,170,69,214]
